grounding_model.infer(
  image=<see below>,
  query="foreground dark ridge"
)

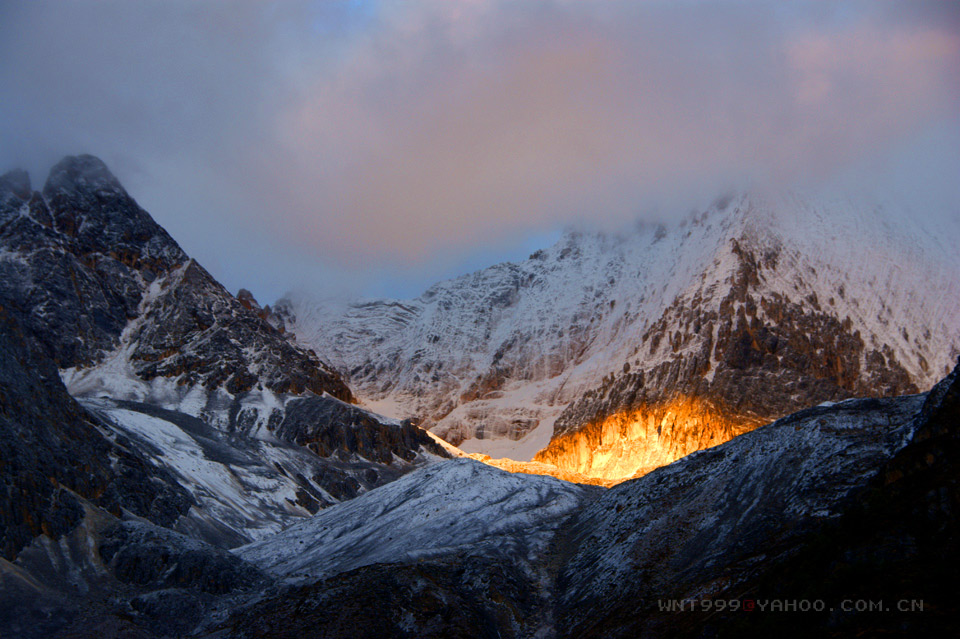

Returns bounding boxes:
[211,361,958,639]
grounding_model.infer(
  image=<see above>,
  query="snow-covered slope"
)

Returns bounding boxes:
[80,397,445,547]
[237,458,595,582]
[282,192,960,476]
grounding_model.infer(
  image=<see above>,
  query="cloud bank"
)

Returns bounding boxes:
[1,0,957,299]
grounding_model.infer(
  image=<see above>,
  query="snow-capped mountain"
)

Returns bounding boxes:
[282,192,960,479]
[3,155,958,638]
[0,156,351,412]
[0,156,451,549]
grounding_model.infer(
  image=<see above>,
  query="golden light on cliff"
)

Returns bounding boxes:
[464,396,761,485]
[439,395,763,486]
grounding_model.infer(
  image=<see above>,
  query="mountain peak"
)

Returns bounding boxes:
[43,154,125,196]
[0,168,31,200]
[33,155,188,270]
[286,192,959,471]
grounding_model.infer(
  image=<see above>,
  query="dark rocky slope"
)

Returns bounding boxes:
[0,305,191,561]
[0,157,451,637]
[642,357,960,638]
[0,304,218,639]
[0,156,445,537]
[550,358,960,638]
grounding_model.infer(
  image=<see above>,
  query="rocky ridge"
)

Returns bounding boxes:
[0,157,452,638]
[0,157,448,526]
[0,155,352,414]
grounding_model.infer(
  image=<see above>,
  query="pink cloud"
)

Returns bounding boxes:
[3,1,958,296]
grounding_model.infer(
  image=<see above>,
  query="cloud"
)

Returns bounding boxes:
[1,0,957,299]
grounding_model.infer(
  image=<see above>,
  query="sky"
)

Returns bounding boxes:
[1,0,958,303]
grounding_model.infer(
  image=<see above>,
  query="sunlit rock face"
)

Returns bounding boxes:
[285,192,959,475]
[534,397,756,482]
[465,454,615,486]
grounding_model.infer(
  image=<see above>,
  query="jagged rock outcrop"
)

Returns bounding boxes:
[0,157,452,638]
[0,158,444,542]
[126,258,350,398]
[0,156,185,368]
[275,397,448,499]
[0,156,351,403]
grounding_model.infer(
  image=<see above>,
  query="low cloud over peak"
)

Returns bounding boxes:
[1,1,957,300]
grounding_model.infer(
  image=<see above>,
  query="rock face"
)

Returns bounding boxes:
[126,258,350,398]
[0,156,450,542]
[99,521,267,595]
[0,156,185,368]
[0,305,192,561]
[275,397,447,499]
[533,228,921,480]
[285,193,960,479]
[0,155,351,406]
